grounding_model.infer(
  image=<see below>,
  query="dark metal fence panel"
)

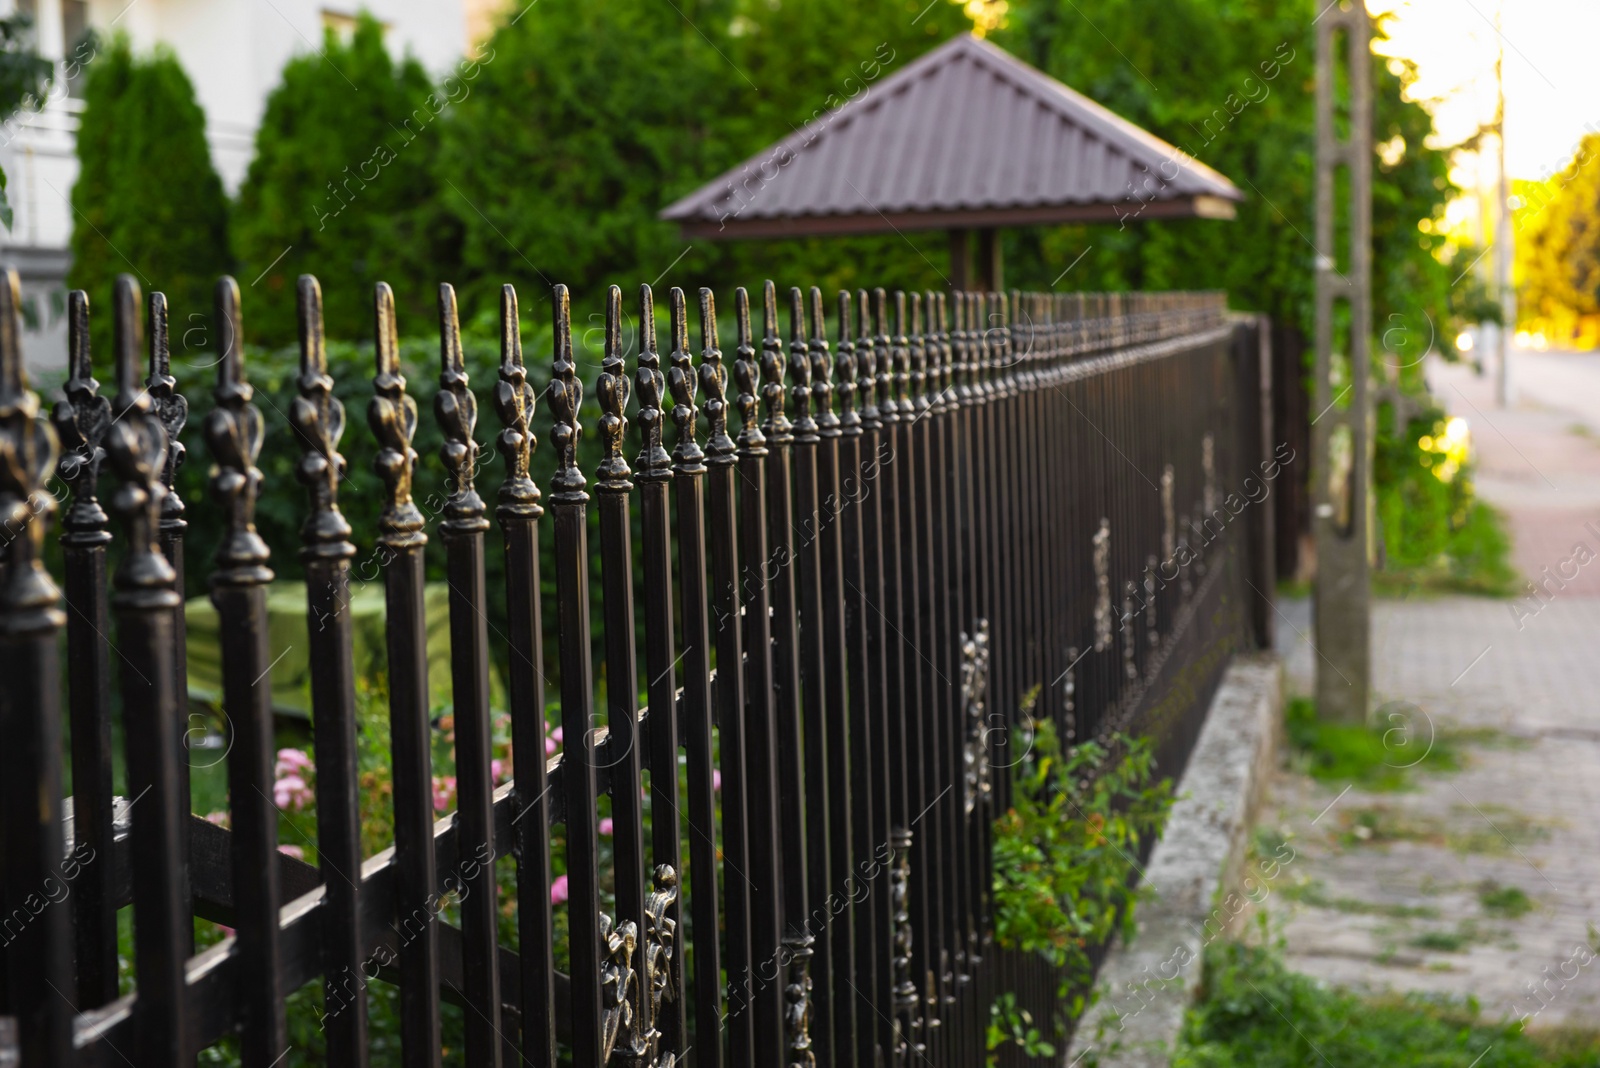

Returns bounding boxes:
[0,268,1262,1068]
[292,277,367,1068]
[54,289,117,1012]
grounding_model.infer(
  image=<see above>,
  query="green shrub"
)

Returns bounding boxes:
[989,719,1174,1054]
[232,14,447,345]
[1374,402,1518,596]
[68,34,229,354]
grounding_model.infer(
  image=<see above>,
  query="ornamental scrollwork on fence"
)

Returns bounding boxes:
[52,290,110,548]
[1201,432,1216,518]
[890,828,919,1068]
[1092,518,1112,652]
[1144,555,1160,647]
[1161,463,1175,564]
[599,912,641,1064]
[1122,581,1139,681]
[619,864,679,1067]
[783,928,817,1068]
[961,619,992,818]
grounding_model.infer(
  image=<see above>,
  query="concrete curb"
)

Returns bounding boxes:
[1065,652,1284,1067]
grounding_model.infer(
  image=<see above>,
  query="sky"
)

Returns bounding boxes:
[1372,0,1600,181]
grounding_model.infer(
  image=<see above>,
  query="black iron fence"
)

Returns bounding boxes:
[0,266,1271,1067]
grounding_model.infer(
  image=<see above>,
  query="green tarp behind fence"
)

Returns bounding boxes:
[184,582,506,723]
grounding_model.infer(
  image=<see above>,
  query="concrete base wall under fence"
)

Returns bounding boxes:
[1065,653,1283,1068]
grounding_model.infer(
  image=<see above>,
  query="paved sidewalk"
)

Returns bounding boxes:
[1264,349,1600,1031]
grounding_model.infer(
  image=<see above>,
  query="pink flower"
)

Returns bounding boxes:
[598,817,614,836]
[278,844,305,861]
[545,734,559,757]
[204,810,229,828]
[713,769,722,793]
[491,759,506,784]
[432,776,457,813]
[550,874,569,904]
[551,726,563,743]
[274,775,312,811]
[275,747,314,779]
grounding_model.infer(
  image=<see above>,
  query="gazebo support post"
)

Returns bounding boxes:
[976,228,1002,292]
[949,229,972,291]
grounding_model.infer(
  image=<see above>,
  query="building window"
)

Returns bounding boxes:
[321,8,387,41]
[63,0,89,97]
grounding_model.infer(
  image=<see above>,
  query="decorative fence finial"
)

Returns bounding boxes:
[596,285,632,492]
[104,274,166,585]
[436,283,488,536]
[856,290,878,424]
[52,290,109,547]
[835,291,857,427]
[788,286,813,436]
[635,284,672,482]
[907,292,927,412]
[892,291,910,411]
[292,275,354,562]
[494,284,542,521]
[699,287,734,463]
[0,266,63,631]
[760,280,790,440]
[733,287,766,454]
[807,286,835,431]
[667,287,703,470]
[369,282,425,548]
[205,276,273,587]
[146,291,187,534]
[549,283,586,501]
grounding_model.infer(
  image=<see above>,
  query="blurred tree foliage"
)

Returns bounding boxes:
[1515,135,1600,344]
[233,14,446,345]
[435,0,973,321]
[67,35,229,354]
[992,0,1460,364]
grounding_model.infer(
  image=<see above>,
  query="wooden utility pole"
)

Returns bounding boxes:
[1493,4,1515,407]
[1312,2,1372,723]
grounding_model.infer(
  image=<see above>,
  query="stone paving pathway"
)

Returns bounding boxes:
[1263,349,1600,1031]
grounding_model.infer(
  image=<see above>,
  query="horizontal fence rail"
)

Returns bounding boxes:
[0,266,1271,1067]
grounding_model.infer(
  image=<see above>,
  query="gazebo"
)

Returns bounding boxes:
[661,34,1243,290]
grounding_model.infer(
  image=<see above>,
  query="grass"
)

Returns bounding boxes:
[1281,880,1441,920]
[1286,697,1460,791]
[1327,803,1551,855]
[1409,928,1471,953]
[1478,881,1535,918]
[1171,941,1600,1067]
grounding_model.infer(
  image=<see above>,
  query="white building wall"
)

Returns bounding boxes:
[0,0,470,373]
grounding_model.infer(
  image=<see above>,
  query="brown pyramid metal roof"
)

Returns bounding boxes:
[661,34,1243,239]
